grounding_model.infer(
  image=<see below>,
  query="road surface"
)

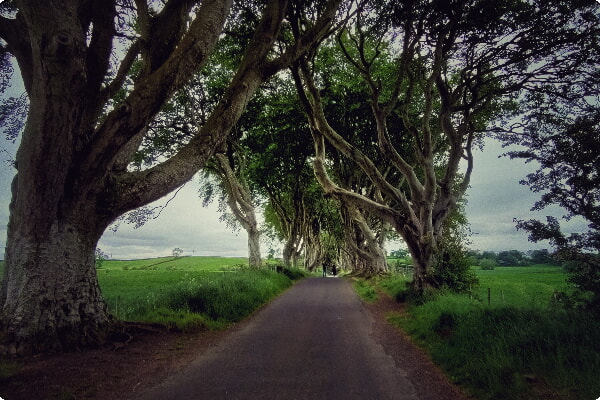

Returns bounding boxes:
[135,278,454,400]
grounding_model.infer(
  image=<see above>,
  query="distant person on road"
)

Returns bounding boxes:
[322,256,332,277]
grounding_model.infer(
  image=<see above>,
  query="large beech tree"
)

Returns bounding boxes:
[294,0,599,292]
[0,0,340,354]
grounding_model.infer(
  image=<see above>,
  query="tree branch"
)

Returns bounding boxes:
[83,0,117,119]
[0,13,32,93]
[294,59,406,205]
[105,0,298,215]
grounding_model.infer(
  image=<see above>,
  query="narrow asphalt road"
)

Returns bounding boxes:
[136,278,421,400]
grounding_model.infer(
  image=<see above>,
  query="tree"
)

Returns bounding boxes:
[496,250,528,266]
[504,81,600,310]
[201,146,263,268]
[529,249,553,265]
[172,247,184,258]
[0,0,341,354]
[94,248,109,269]
[293,0,599,294]
[432,201,479,293]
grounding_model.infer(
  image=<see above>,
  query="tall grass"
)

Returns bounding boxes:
[165,269,293,322]
[97,259,308,330]
[1,257,305,331]
[353,278,378,302]
[380,266,600,400]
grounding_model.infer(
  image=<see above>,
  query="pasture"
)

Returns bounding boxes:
[378,265,600,400]
[0,257,306,331]
[98,257,307,330]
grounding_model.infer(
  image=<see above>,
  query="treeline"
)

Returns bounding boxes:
[466,249,557,268]
[391,247,573,268]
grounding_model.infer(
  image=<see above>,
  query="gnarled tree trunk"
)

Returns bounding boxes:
[2,215,110,355]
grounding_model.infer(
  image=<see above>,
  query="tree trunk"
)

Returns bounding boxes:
[1,213,109,355]
[405,235,436,293]
[247,225,262,268]
[282,238,294,266]
[214,153,262,268]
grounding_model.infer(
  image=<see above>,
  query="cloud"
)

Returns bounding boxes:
[98,183,248,259]
[464,139,548,251]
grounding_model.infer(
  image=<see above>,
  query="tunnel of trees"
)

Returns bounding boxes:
[0,0,598,353]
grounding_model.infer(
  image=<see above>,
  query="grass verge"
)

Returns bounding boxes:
[352,278,378,302]
[99,261,309,331]
[372,267,600,400]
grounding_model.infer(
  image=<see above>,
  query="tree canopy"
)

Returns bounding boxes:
[293,0,599,291]
[0,0,598,353]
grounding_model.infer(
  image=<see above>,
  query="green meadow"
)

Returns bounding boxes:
[375,265,600,400]
[98,257,307,330]
[0,257,306,331]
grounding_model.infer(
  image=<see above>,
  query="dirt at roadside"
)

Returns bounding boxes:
[0,324,235,400]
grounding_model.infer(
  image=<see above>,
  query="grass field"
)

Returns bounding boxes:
[476,266,571,308]
[97,257,247,328]
[375,265,600,400]
[0,257,306,331]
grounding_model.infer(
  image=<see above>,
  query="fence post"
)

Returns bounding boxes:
[488,287,491,305]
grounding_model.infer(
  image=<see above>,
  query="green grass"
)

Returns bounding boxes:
[476,266,571,308]
[95,257,306,330]
[352,278,378,302]
[102,256,247,271]
[2,257,305,332]
[379,265,600,400]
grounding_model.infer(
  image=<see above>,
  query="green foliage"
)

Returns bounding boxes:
[387,266,600,399]
[94,248,108,269]
[380,275,411,303]
[432,202,479,294]
[479,258,497,270]
[496,250,530,266]
[389,249,409,259]
[394,304,600,400]
[165,269,291,323]
[353,279,378,302]
[560,254,600,315]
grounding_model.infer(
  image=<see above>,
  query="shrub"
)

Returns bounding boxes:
[281,267,309,280]
[432,249,479,294]
[95,248,108,269]
[480,258,497,270]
